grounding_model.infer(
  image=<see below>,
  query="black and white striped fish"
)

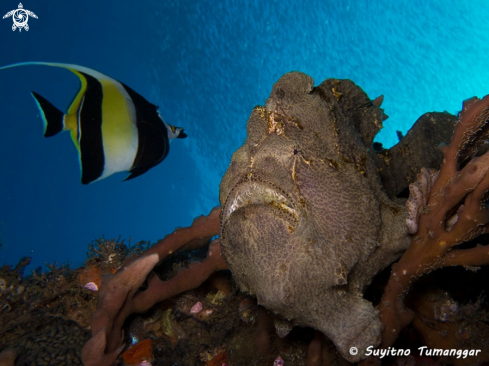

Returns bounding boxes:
[0,62,187,184]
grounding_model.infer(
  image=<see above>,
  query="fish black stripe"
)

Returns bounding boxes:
[121,82,169,180]
[79,72,104,184]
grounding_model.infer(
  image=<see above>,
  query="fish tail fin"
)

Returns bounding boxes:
[31,91,65,137]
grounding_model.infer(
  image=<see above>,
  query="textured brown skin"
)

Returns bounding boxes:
[219,72,411,362]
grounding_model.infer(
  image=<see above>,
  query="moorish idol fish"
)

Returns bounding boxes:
[0,62,187,184]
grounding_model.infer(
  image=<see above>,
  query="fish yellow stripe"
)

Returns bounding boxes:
[65,69,88,121]
[65,113,80,152]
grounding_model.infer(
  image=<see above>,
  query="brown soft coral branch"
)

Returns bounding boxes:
[81,207,227,366]
[379,95,489,348]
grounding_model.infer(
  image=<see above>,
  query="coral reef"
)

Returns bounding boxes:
[81,207,228,366]
[0,233,320,366]
[379,95,489,349]
[410,284,489,366]
[3,73,489,366]
[0,258,92,365]
[0,237,149,366]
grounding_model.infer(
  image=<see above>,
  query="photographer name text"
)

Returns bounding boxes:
[365,346,482,359]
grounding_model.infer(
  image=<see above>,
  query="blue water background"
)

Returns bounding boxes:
[1,0,489,271]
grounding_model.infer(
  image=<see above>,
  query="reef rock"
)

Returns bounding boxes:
[219,72,453,362]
